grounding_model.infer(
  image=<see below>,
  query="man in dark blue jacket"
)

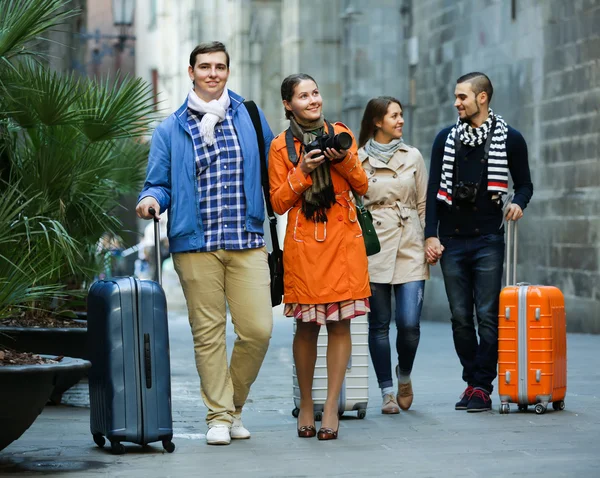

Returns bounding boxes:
[425,72,533,412]
[137,42,274,445]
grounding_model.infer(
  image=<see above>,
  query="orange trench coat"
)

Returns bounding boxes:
[268,122,371,305]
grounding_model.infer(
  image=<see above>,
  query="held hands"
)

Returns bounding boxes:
[505,203,523,221]
[299,148,347,176]
[424,205,523,266]
[136,197,161,220]
[425,237,445,266]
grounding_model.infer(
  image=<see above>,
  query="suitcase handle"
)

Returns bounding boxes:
[505,220,518,287]
[144,333,152,389]
[148,207,162,286]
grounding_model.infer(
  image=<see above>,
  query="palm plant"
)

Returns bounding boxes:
[0,183,80,319]
[0,0,157,319]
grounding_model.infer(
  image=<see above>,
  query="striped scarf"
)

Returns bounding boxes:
[289,116,336,223]
[437,109,509,206]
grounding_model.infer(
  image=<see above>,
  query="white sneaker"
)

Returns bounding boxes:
[206,425,231,445]
[230,417,251,439]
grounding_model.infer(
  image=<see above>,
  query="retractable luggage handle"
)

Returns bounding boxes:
[148,207,162,286]
[505,220,518,287]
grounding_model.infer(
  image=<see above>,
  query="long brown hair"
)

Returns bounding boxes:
[358,96,402,149]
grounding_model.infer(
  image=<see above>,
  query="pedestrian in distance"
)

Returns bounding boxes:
[424,72,533,412]
[268,73,370,440]
[357,96,429,414]
[136,41,274,445]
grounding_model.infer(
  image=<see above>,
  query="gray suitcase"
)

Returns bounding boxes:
[292,315,369,420]
[87,210,174,454]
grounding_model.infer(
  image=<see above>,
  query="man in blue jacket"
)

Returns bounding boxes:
[137,42,274,445]
[424,72,533,413]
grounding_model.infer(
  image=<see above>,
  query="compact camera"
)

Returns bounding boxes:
[304,132,353,155]
[454,181,479,203]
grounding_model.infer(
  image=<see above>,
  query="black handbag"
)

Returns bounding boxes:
[245,101,284,306]
[354,193,381,256]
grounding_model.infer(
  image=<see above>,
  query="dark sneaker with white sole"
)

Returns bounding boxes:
[467,387,492,412]
[455,385,475,410]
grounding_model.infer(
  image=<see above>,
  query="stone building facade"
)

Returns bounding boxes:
[135,0,599,332]
[387,0,600,333]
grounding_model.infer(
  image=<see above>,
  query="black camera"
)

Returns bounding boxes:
[454,181,479,203]
[304,132,353,155]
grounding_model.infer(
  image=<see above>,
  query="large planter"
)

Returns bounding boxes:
[0,322,88,403]
[0,320,88,360]
[0,356,91,451]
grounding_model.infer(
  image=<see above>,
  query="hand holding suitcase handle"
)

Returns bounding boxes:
[148,207,162,286]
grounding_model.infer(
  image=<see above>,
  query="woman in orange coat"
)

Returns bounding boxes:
[269,73,370,440]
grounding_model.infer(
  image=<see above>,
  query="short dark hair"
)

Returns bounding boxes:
[189,41,230,68]
[456,72,493,104]
[358,96,403,148]
[280,73,318,120]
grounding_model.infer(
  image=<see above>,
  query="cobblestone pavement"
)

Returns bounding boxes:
[1,269,599,477]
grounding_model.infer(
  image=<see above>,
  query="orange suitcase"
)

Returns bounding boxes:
[497,221,567,414]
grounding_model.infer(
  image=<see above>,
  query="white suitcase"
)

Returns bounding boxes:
[292,315,369,420]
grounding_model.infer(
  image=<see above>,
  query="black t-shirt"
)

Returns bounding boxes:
[424,124,534,238]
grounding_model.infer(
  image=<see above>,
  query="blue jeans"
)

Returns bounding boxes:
[368,281,425,389]
[439,234,504,393]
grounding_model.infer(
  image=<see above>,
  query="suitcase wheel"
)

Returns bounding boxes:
[162,439,176,453]
[499,403,510,414]
[357,409,366,419]
[292,408,299,418]
[93,434,106,448]
[534,403,547,415]
[314,412,322,422]
[518,404,528,412]
[110,441,126,455]
[552,400,565,411]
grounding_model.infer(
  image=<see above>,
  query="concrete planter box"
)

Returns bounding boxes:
[0,356,91,451]
[0,321,88,403]
[0,319,88,360]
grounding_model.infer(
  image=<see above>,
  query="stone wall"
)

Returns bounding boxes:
[42,0,87,76]
[272,0,600,332]
[386,0,600,332]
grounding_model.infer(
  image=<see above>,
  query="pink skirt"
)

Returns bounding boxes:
[284,298,370,326]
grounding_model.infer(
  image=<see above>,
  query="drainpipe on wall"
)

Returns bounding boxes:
[401,0,416,145]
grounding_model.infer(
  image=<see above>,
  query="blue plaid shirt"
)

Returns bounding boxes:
[187,107,265,252]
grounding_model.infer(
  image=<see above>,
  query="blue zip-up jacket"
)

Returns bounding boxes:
[138,90,274,253]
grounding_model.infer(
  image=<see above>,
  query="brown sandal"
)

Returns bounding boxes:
[297,414,316,438]
[317,426,339,440]
[297,424,317,438]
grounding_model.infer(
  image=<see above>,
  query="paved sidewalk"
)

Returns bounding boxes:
[1,275,599,477]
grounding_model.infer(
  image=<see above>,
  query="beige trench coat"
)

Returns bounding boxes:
[359,144,430,284]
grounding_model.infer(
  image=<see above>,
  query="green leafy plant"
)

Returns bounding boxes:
[0,0,157,319]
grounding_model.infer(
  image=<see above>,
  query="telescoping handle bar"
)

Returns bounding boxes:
[505,220,518,287]
[148,207,162,286]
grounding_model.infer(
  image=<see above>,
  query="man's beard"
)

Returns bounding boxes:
[461,103,481,123]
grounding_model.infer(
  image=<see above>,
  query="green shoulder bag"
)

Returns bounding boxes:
[354,193,381,256]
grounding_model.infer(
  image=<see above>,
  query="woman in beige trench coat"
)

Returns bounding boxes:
[358,96,429,415]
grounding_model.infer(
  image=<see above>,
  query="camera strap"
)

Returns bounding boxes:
[285,119,335,166]
[453,116,496,193]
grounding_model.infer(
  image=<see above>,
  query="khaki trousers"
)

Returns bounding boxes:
[173,247,273,426]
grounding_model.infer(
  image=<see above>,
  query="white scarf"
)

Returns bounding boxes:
[187,88,231,146]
